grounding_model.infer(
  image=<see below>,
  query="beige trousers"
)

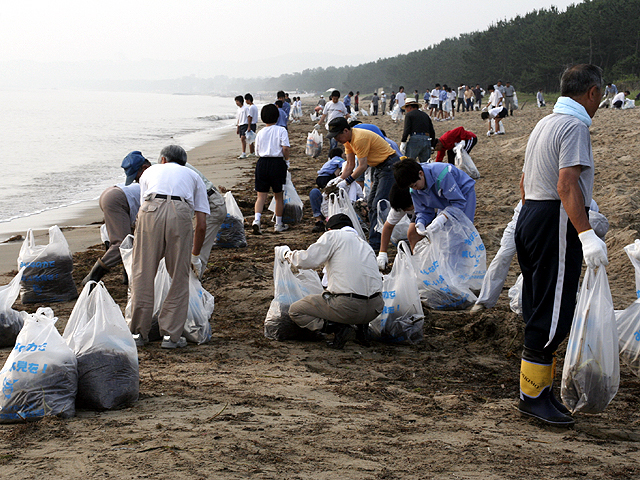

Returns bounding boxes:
[290,292,384,332]
[130,196,193,342]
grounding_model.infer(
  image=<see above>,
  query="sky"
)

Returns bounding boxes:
[0,0,581,82]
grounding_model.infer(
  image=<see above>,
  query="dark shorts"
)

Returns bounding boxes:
[316,174,336,188]
[249,124,257,132]
[238,124,249,137]
[438,101,443,111]
[255,157,287,193]
[495,108,508,119]
[613,100,623,109]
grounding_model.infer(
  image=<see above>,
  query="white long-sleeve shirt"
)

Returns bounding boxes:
[287,227,382,296]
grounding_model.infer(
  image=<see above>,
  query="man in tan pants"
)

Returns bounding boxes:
[130,145,210,349]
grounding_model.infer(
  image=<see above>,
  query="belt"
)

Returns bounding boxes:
[154,194,184,202]
[411,132,427,136]
[331,292,381,300]
[207,187,215,196]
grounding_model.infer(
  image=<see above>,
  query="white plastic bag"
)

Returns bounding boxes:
[0,307,77,422]
[0,269,27,348]
[508,274,523,316]
[374,199,409,245]
[268,172,304,224]
[561,266,620,414]
[264,247,324,340]
[100,223,109,245]
[512,92,519,109]
[327,188,366,240]
[369,102,374,115]
[363,167,373,200]
[214,192,247,248]
[616,298,640,377]
[63,282,139,410]
[391,104,402,121]
[453,143,480,180]
[370,242,424,344]
[306,129,323,158]
[17,226,78,304]
[624,239,640,298]
[245,129,256,145]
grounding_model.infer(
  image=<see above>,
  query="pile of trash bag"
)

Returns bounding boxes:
[214,192,247,248]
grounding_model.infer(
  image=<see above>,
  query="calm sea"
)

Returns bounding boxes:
[0,89,237,228]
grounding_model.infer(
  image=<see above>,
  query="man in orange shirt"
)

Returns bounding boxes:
[433,126,477,164]
[325,117,400,252]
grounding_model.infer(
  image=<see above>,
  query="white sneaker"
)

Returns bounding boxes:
[161,336,187,349]
[252,220,262,235]
[238,153,247,159]
[247,153,256,158]
[274,223,290,233]
[470,304,486,315]
[132,334,146,347]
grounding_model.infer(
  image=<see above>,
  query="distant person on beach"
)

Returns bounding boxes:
[371,92,379,115]
[354,91,360,112]
[428,85,440,117]
[400,99,435,163]
[344,91,353,114]
[612,90,629,109]
[434,127,478,164]
[275,100,289,130]
[514,64,607,426]
[486,84,503,109]
[235,95,249,159]
[481,106,508,135]
[317,95,326,108]
[389,91,396,113]
[473,84,483,110]
[82,151,151,286]
[414,90,419,102]
[503,82,516,116]
[395,86,406,111]
[457,84,465,112]
[537,89,546,107]
[380,92,387,114]
[245,93,258,157]
[464,85,474,111]
[317,90,348,149]
[252,104,290,234]
[325,116,400,252]
[129,145,210,349]
[277,91,290,121]
[277,213,383,349]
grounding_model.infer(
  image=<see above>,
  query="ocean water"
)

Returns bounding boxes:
[0,89,237,229]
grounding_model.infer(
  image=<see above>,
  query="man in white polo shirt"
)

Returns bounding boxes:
[130,145,210,349]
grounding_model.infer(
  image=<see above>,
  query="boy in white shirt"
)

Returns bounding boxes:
[235,95,250,159]
[253,104,291,234]
[244,93,259,157]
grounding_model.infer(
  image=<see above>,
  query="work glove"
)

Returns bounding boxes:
[191,254,203,278]
[314,123,321,130]
[336,179,348,190]
[415,223,428,237]
[275,245,292,264]
[400,142,407,155]
[578,229,608,269]
[377,252,388,270]
[326,176,342,188]
[426,215,447,236]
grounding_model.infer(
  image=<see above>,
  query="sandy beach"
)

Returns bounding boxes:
[1,98,640,479]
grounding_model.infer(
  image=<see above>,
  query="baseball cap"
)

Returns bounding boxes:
[121,151,148,185]
[326,117,349,139]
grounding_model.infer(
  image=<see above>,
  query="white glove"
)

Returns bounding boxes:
[377,252,388,270]
[191,254,203,278]
[400,142,407,155]
[578,229,608,268]
[326,176,342,187]
[427,215,447,235]
[336,179,348,190]
[275,245,292,263]
[415,223,428,237]
[314,123,321,130]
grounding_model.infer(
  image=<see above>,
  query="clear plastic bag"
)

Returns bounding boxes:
[370,242,424,344]
[245,129,256,145]
[0,307,77,422]
[214,192,247,248]
[508,274,523,316]
[624,239,640,298]
[616,298,640,377]
[327,188,366,240]
[374,199,410,245]
[0,269,27,348]
[453,143,480,180]
[305,129,323,158]
[63,282,139,410]
[18,226,78,304]
[561,266,620,414]
[264,247,324,341]
[268,172,304,224]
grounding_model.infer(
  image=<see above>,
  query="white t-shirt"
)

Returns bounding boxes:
[236,105,249,125]
[386,208,410,226]
[255,125,290,158]
[247,104,259,125]
[430,89,439,105]
[612,92,625,104]
[396,92,406,108]
[488,106,505,118]
[488,90,503,108]
[139,163,210,214]
[322,101,348,127]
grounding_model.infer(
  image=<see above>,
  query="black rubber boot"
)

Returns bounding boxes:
[81,259,110,286]
[323,322,353,350]
[518,347,574,426]
[550,356,571,415]
[354,324,371,347]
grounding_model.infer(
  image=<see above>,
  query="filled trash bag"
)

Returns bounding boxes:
[624,239,640,298]
[0,307,77,422]
[369,242,424,344]
[268,172,304,225]
[63,281,139,410]
[616,298,640,377]
[18,226,78,304]
[305,129,323,158]
[453,142,480,180]
[0,269,27,348]
[561,266,620,414]
[264,246,324,341]
[214,192,247,248]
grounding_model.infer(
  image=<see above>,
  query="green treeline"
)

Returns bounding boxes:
[246,0,640,94]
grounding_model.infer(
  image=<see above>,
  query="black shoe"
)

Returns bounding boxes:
[518,388,574,426]
[550,388,571,415]
[354,324,371,347]
[312,220,326,233]
[326,323,354,349]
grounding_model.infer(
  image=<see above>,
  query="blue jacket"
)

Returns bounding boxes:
[411,163,476,226]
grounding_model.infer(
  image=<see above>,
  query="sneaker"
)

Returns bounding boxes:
[238,153,247,159]
[132,334,147,347]
[495,131,505,135]
[274,223,290,233]
[161,336,187,349]
[470,303,486,315]
[252,221,262,235]
[312,220,326,233]
[247,153,256,158]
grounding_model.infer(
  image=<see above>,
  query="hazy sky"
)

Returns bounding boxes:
[1,0,581,79]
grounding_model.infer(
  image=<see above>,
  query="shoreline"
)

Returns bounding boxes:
[0,125,248,277]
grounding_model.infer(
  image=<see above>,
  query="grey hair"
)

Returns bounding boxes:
[160,145,187,166]
[560,64,604,97]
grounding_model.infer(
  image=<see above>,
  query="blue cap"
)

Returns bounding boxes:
[121,151,147,185]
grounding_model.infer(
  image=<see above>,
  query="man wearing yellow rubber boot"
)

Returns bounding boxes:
[515,64,608,426]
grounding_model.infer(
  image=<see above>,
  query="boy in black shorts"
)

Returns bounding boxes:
[252,104,291,234]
